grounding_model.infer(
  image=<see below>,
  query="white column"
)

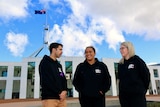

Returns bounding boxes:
[5,65,14,99]
[108,60,117,96]
[19,63,28,99]
[34,61,40,98]
[102,58,119,96]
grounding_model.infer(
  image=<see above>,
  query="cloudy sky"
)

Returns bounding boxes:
[0,0,160,64]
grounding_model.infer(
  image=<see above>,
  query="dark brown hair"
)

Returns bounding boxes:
[49,42,63,53]
[85,46,96,54]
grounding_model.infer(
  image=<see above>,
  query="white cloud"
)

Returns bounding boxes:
[77,0,160,40]
[45,0,125,56]
[0,0,29,21]
[45,0,160,56]
[39,0,60,9]
[4,32,28,57]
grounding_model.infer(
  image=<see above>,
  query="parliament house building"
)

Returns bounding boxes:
[0,57,160,99]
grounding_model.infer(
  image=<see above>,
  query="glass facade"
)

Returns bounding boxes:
[0,80,6,99]
[149,82,153,95]
[14,66,21,77]
[0,66,8,77]
[12,80,20,99]
[65,61,73,97]
[155,80,160,94]
[26,62,35,98]
[153,69,159,77]
[114,62,119,95]
[0,57,160,99]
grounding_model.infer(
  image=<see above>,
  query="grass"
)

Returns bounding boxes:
[147,101,160,107]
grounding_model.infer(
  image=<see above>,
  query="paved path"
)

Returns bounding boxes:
[0,95,159,107]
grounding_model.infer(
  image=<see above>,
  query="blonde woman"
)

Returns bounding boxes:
[118,41,150,107]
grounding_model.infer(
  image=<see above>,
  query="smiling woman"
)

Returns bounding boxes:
[73,46,111,107]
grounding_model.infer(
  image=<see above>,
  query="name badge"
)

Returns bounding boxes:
[95,69,101,73]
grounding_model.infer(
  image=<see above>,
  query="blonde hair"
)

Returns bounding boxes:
[119,41,135,64]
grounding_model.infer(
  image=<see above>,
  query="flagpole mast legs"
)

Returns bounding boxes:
[29,9,48,57]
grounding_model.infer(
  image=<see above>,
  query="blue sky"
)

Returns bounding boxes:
[0,0,160,64]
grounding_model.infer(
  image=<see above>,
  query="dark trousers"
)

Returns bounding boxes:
[79,95,105,107]
[119,92,147,107]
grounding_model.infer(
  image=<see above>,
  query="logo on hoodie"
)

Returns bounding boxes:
[128,64,134,69]
[58,68,64,77]
[95,69,101,73]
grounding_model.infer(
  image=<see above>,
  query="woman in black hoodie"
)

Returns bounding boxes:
[118,41,150,107]
[73,46,111,107]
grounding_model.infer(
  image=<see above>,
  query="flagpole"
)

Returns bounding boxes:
[30,9,48,57]
[45,9,47,27]
[44,9,49,45]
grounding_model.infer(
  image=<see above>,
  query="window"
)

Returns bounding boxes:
[12,80,20,99]
[114,63,118,80]
[0,66,8,77]
[26,62,35,98]
[65,61,72,73]
[65,61,72,79]
[114,63,119,96]
[65,61,73,97]
[14,66,21,77]
[153,69,159,78]
[0,80,6,99]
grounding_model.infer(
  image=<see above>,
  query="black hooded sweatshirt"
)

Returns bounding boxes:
[39,55,67,100]
[118,55,150,95]
[73,58,111,97]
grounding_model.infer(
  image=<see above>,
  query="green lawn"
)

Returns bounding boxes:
[147,101,160,107]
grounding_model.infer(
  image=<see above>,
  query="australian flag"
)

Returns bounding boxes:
[35,9,46,14]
